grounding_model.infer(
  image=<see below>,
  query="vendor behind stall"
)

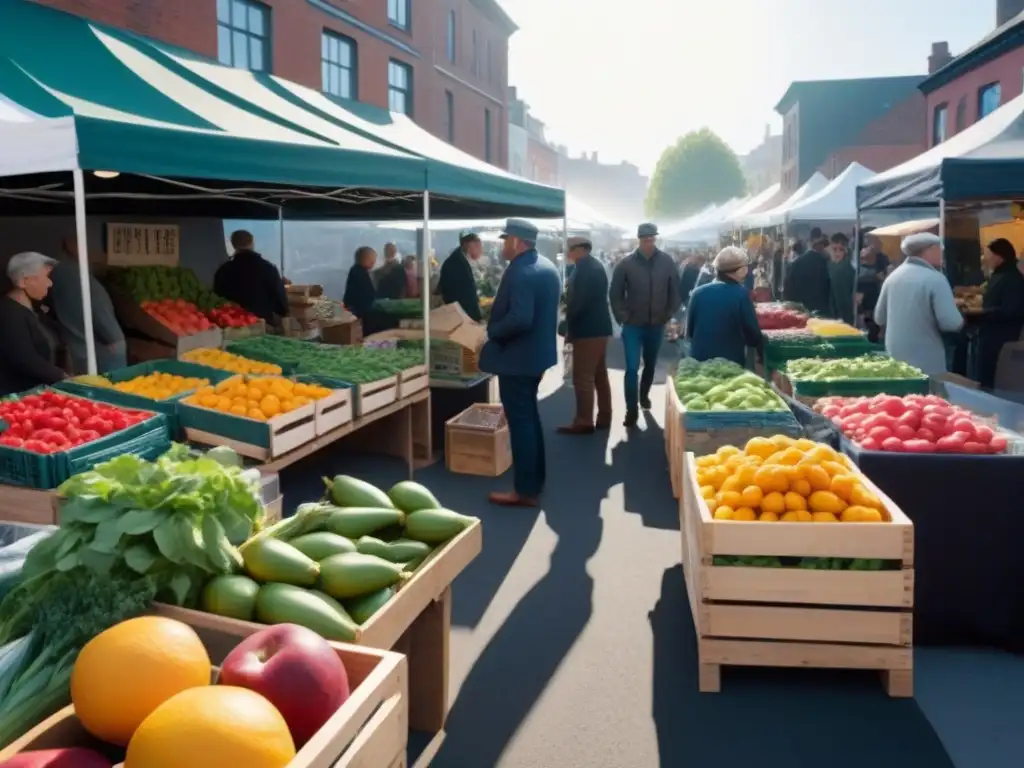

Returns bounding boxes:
[438,232,483,321]
[48,236,125,374]
[0,252,67,396]
[827,233,856,324]
[977,238,1024,388]
[344,246,378,331]
[214,230,289,324]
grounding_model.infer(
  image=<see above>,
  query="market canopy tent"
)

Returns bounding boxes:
[784,163,876,224]
[661,197,748,244]
[718,184,782,233]
[742,173,829,228]
[858,90,1024,210]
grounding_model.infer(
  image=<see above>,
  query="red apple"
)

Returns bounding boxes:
[218,624,351,747]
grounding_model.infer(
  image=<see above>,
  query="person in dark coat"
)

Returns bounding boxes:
[559,236,613,434]
[479,219,561,507]
[827,233,856,324]
[978,238,1024,388]
[374,242,406,300]
[214,230,289,324]
[679,252,702,307]
[685,246,764,367]
[343,246,378,328]
[784,229,832,315]
[0,252,67,396]
[438,233,483,321]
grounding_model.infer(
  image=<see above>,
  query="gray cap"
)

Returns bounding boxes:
[901,232,942,258]
[638,222,659,238]
[6,252,57,283]
[713,246,749,273]
[499,218,539,242]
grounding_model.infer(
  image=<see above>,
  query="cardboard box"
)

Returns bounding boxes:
[320,318,363,346]
[429,303,487,353]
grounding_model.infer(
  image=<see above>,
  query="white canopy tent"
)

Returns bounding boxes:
[742,173,829,229]
[662,197,748,244]
[657,204,718,239]
[719,183,781,234]
[784,163,876,225]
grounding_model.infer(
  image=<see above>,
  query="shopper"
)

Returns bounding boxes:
[827,233,856,325]
[977,237,1024,388]
[374,242,405,300]
[784,228,832,315]
[48,235,125,374]
[874,233,963,376]
[678,252,702,307]
[857,233,890,342]
[685,246,764,367]
[343,246,378,324]
[438,232,483,321]
[609,222,682,427]
[0,252,67,396]
[478,219,560,507]
[214,230,289,324]
[558,236,613,434]
[402,255,421,299]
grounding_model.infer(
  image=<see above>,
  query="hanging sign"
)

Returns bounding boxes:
[105,223,180,266]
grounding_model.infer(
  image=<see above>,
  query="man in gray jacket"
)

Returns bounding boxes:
[609,223,682,426]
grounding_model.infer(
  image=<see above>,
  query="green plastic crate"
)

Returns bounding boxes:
[54,415,171,482]
[764,341,884,373]
[223,343,299,374]
[0,444,56,489]
[789,376,930,399]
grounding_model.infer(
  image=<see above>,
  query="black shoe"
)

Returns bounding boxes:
[640,395,652,410]
[623,409,639,428]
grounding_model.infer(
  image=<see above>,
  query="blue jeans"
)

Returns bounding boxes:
[621,324,663,409]
[498,374,545,497]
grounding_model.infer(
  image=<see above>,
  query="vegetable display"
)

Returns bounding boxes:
[112,372,210,400]
[786,355,925,382]
[205,305,260,329]
[372,298,424,318]
[762,328,814,341]
[816,394,1009,454]
[106,267,224,311]
[197,476,477,640]
[675,359,788,412]
[180,348,282,376]
[695,435,889,522]
[755,303,807,330]
[0,391,153,454]
[228,336,424,383]
[806,318,863,337]
[182,377,333,420]
[141,299,214,337]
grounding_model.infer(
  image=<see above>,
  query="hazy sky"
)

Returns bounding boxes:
[504,0,996,174]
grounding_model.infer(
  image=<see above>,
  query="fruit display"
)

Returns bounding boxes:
[180,348,282,376]
[0,390,154,454]
[182,377,333,420]
[66,375,114,389]
[695,434,889,522]
[106,267,225,311]
[815,394,1009,454]
[141,299,215,336]
[762,328,814,341]
[198,476,478,639]
[806,318,863,337]
[111,372,210,400]
[205,305,260,329]
[954,285,984,313]
[786,354,926,382]
[675,358,788,412]
[228,336,425,384]
[755,303,807,330]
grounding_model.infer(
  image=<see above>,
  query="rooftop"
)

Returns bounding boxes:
[470,0,518,34]
[774,75,925,115]
[919,10,1024,93]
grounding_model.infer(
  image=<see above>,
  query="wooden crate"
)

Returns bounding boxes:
[399,365,429,399]
[355,376,399,417]
[679,452,914,697]
[444,404,511,477]
[0,630,408,768]
[155,519,481,747]
[0,485,58,525]
[220,319,267,344]
[314,386,354,435]
[665,383,684,499]
[182,400,317,461]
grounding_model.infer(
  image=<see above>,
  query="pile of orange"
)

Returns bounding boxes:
[184,376,332,421]
[695,435,887,523]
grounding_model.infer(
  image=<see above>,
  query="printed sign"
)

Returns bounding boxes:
[106,223,180,266]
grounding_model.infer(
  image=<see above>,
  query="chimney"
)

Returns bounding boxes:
[998,0,1024,26]
[928,41,953,74]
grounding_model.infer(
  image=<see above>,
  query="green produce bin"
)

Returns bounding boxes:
[0,444,56,489]
[224,341,299,373]
[789,376,930,399]
[763,340,884,374]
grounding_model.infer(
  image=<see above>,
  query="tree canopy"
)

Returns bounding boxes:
[644,128,746,220]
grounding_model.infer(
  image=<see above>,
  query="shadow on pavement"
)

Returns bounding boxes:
[649,565,957,768]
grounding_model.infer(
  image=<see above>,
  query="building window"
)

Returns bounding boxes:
[387,0,409,31]
[932,104,948,146]
[444,90,454,143]
[321,32,356,100]
[471,30,478,76]
[217,0,270,72]
[484,108,492,163]
[486,40,493,83]
[446,11,456,63]
[978,82,1001,119]
[388,60,412,115]
[955,96,967,132]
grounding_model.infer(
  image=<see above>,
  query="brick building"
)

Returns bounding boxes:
[775,75,926,192]
[506,86,560,185]
[921,1,1024,147]
[739,125,782,194]
[557,151,648,227]
[31,0,515,167]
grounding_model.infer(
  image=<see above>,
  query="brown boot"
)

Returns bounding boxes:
[488,491,540,507]
[557,423,595,435]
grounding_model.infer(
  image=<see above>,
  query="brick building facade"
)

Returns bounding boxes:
[32,0,514,167]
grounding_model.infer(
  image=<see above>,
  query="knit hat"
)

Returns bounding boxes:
[713,246,749,273]
[901,232,942,258]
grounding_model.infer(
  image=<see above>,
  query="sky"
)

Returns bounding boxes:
[503,0,996,175]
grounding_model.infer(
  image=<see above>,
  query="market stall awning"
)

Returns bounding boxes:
[858,90,1024,210]
[743,173,829,228]
[661,197,747,244]
[718,184,781,233]
[0,0,428,199]
[785,163,876,224]
[868,218,940,237]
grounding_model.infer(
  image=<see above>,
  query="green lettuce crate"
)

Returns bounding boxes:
[789,375,930,399]
[178,398,316,461]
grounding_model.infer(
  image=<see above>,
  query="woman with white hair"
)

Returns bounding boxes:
[0,252,68,396]
[684,246,764,366]
[874,233,964,376]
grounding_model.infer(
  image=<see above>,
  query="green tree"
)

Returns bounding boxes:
[645,128,746,219]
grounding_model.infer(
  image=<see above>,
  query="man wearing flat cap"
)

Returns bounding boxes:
[438,231,483,321]
[609,222,681,427]
[479,218,561,507]
[874,232,963,376]
[559,235,613,434]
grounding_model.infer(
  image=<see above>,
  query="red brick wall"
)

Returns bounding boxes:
[817,93,926,178]
[926,47,1024,144]
[526,136,559,185]
[33,0,509,168]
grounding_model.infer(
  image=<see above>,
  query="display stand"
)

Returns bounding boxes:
[428,374,496,452]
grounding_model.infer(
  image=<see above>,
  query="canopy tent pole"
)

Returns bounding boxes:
[421,191,431,370]
[562,213,569,286]
[938,199,946,271]
[278,206,286,276]
[72,170,98,376]
[852,211,861,323]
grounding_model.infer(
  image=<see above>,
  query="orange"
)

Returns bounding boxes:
[850,484,885,512]
[734,464,758,487]
[713,506,734,520]
[761,491,786,516]
[811,511,839,523]
[739,485,763,508]
[699,485,716,501]
[732,506,757,521]
[260,395,281,418]
[215,396,232,411]
[279,399,295,413]
[125,686,295,768]
[716,490,744,510]
[744,436,776,460]
[247,408,268,421]
[230,405,248,417]
[784,491,807,511]
[791,478,812,497]
[830,474,856,502]
[808,491,845,515]
[759,510,779,521]
[804,465,831,492]
[71,617,211,746]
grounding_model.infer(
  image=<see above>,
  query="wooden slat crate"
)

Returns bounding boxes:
[399,364,429,399]
[182,401,317,461]
[355,376,400,417]
[314,386,354,435]
[445,404,511,477]
[679,452,914,697]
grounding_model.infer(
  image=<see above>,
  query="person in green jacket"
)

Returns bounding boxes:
[438,232,483,321]
[828,232,856,324]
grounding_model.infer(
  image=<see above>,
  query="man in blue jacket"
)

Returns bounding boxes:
[479,219,561,507]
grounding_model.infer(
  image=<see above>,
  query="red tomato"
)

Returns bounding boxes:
[936,433,967,453]
[916,428,937,442]
[894,425,917,441]
[989,436,1009,453]
[974,425,995,444]
[902,439,936,453]
[821,406,840,419]
[962,441,988,454]
[881,437,905,452]
[868,426,893,442]
[921,413,947,434]
[949,418,977,436]
[0,436,23,448]
[860,437,881,451]
[897,410,921,430]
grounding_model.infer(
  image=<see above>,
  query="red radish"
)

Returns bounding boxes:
[894,425,917,441]
[974,425,995,443]
[867,426,892,442]
[936,433,967,453]
[916,428,937,442]
[902,439,936,453]
[0,748,114,767]
[860,437,880,451]
[990,436,1008,453]
[881,437,904,452]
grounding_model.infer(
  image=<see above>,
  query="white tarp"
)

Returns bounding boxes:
[662,197,747,244]
[743,173,829,228]
[785,163,876,224]
[719,183,781,233]
[0,93,78,178]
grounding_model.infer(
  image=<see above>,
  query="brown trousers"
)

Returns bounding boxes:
[570,336,612,427]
